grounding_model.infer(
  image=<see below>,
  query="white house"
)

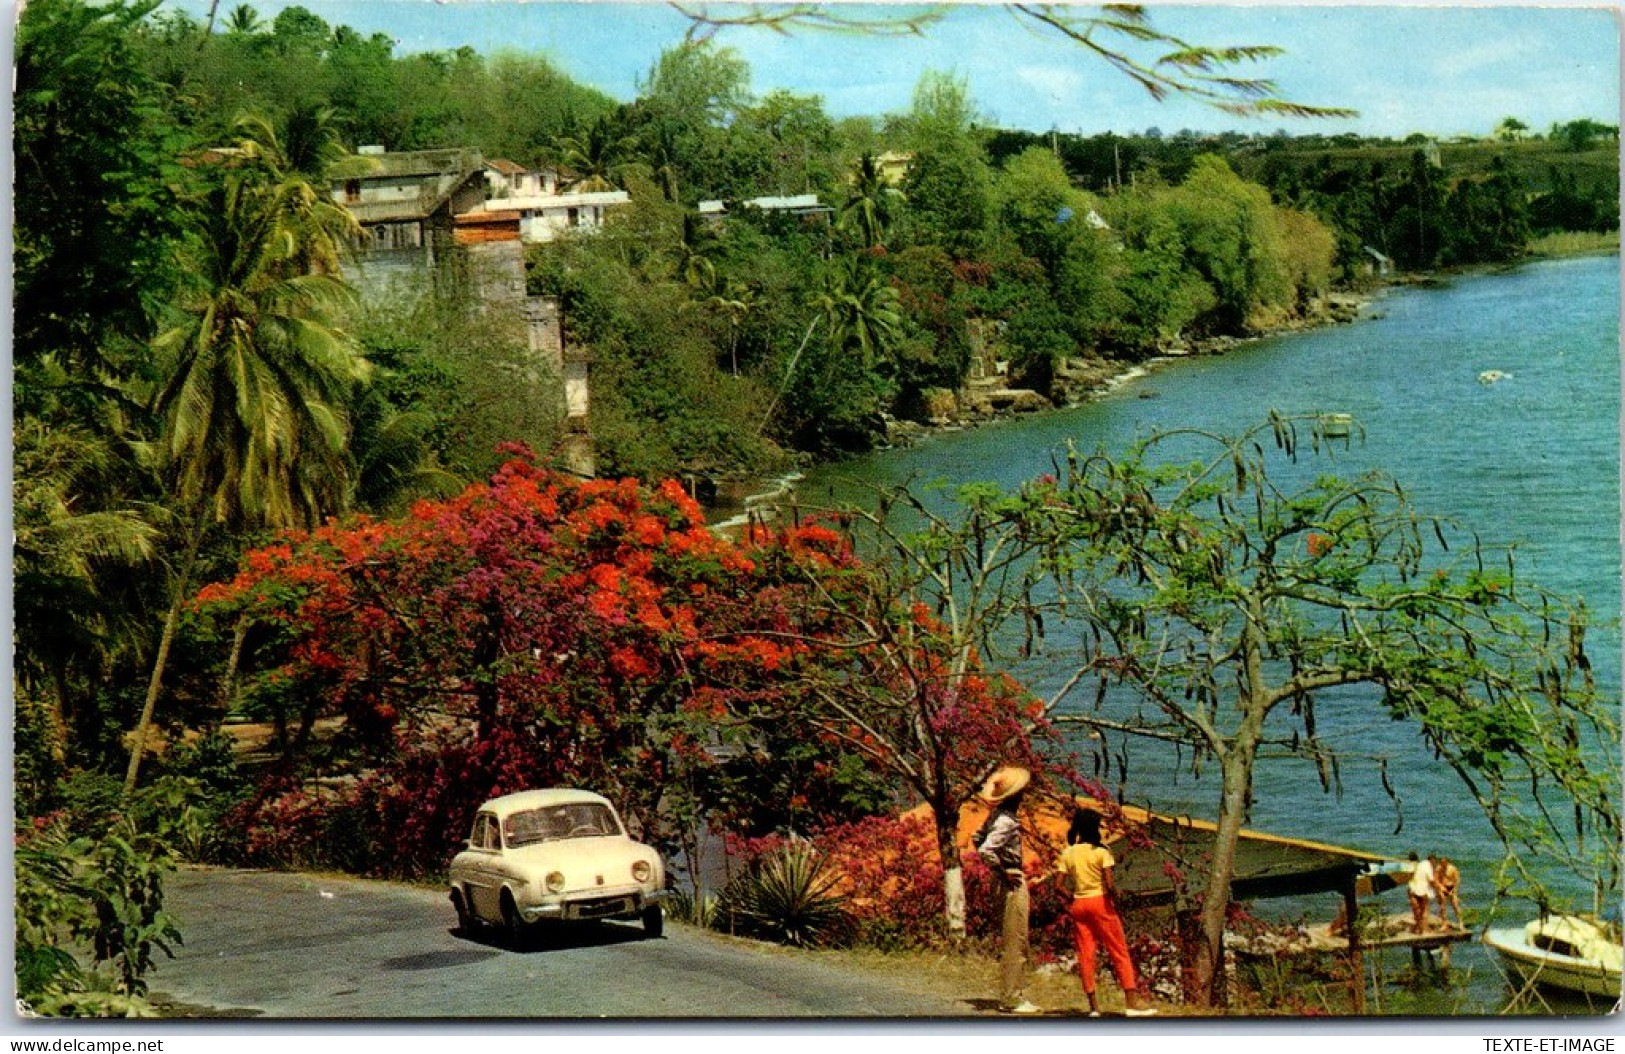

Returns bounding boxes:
[485,158,561,199]
[480,159,630,244]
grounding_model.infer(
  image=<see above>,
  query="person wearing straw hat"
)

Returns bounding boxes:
[976,765,1040,1014]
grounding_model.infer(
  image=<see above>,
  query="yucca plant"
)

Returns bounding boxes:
[721,841,851,948]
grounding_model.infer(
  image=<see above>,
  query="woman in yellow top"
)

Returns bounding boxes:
[1051,807,1156,1016]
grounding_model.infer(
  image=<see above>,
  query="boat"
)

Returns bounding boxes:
[1483,914,1623,998]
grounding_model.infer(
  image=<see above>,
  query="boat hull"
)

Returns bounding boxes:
[1484,926,1623,999]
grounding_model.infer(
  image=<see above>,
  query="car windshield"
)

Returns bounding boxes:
[504,803,620,847]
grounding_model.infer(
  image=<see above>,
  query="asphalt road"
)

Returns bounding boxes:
[150,867,975,1019]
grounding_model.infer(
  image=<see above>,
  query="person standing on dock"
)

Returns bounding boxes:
[976,766,1040,1015]
[1407,851,1436,933]
[1433,856,1463,929]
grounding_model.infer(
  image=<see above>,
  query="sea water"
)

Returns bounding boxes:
[799,254,1622,1014]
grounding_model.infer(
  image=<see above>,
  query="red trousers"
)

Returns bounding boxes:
[1067,895,1137,994]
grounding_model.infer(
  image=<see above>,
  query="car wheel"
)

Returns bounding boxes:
[451,888,475,933]
[501,892,528,947]
[642,904,664,939]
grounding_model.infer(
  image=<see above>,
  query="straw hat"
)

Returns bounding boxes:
[981,766,1031,804]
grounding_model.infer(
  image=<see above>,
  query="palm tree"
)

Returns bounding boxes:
[676,211,720,290]
[840,152,897,249]
[224,4,262,35]
[553,115,635,193]
[123,147,370,792]
[236,105,348,182]
[818,254,903,371]
[14,414,159,759]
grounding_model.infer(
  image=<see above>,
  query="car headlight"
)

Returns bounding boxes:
[545,871,566,893]
[632,860,652,883]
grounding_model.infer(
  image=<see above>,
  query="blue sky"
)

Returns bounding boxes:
[162,1,1620,138]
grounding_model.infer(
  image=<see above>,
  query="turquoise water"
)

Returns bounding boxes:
[800,254,1621,1012]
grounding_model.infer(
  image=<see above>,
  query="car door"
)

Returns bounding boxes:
[462,813,504,920]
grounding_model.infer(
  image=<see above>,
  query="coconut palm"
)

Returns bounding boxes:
[839,152,897,249]
[676,211,720,290]
[123,153,369,792]
[234,105,349,182]
[14,413,159,758]
[224,4,261,35]
[553,114,636,193]
[818,254,903,372]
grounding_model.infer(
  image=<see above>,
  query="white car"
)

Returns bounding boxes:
[448,788,669,941]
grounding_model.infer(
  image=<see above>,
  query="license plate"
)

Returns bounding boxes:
[574,897,629,918]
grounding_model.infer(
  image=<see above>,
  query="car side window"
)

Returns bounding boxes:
[472,813,498,851]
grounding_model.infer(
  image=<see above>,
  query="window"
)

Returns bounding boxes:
[344,179,361,203]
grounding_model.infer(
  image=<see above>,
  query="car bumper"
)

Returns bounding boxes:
[520,887,670,923]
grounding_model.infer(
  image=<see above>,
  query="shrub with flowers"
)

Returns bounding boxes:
[718,812,1086,957]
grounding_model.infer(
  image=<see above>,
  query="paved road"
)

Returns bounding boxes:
[151,867,974,1019]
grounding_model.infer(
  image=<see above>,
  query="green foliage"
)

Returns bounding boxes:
[355,286,558,487]
[16,793,190,1017]
[15,0,186,375]
[533,226,785,477]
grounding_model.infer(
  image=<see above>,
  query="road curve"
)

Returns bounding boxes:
[151,867,977,1019]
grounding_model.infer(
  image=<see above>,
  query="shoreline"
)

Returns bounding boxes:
[705,244,1619,528]
[706,292,1377,529]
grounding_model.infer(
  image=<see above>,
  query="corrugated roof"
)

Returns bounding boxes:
[351,148,483,180]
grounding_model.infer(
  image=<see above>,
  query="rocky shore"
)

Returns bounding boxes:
[708,289,1372,528]
[883,290,1369,447]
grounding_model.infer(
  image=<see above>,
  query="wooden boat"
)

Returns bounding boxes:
[1483,914,1623,998]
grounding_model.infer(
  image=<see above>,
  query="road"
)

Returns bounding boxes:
[150,867,976,1019]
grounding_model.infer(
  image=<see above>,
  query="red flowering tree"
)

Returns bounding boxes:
[194,447,1066,883]
[727,505,1089,940]
[198,446,813,866]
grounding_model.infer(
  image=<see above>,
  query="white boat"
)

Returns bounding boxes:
[1483,914,1623,998]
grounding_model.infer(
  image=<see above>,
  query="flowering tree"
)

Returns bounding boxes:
[733,500,1089,939]
[199,448,799,863]
[195,448,1064,881]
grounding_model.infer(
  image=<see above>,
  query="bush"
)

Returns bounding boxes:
[719,838,851,948]
[15,811,182,1017]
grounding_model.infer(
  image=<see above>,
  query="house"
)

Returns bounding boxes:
[875,151,913,186]
[696,194,834,225]
[333,147,596,478]
[482,159,630,244]
[333,146,488,286]
[484,158,560,199]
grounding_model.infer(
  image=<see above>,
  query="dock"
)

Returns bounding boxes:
[1230,911,1473,959]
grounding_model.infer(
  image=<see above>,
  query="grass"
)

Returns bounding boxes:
[1526,230,1620,257]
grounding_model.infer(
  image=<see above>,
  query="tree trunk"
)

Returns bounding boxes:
[936,808,968,939]
[123,513,207,795]
[218,613,250,712]
[1191,739,1260,1007]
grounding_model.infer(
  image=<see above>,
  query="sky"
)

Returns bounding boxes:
[151,1,1625,139]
